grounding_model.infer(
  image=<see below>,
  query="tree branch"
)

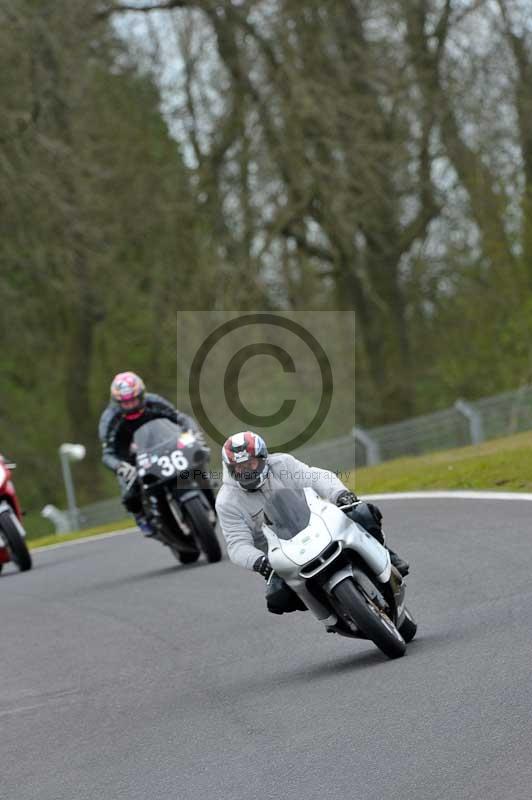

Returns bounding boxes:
[496,0,530,76]
[433,0,453,57]
[281,223,335,264]
[95,0,196,20]
[398,199,440,258]
[175,16,203,166]
[452,0,491,28]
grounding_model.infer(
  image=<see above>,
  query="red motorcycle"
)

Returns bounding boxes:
[0,455,32,573]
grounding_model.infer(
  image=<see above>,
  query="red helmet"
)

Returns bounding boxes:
[110,371,146,419]
[222,431,269,492]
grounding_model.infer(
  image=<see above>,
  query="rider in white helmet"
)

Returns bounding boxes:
[216,431,409,615]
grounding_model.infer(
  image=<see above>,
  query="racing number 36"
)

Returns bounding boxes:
[158,451,189,476]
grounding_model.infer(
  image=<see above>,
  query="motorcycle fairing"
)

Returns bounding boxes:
[265,488,390,581]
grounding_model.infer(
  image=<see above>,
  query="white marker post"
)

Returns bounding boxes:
[59,443,86,532]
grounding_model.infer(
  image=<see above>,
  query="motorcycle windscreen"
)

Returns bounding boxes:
[263,488,311,540]
[133,418,181,453]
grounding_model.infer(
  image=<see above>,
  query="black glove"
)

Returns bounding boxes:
[366,502,383,524]
[335,490,358,508]
[253,555,273,580]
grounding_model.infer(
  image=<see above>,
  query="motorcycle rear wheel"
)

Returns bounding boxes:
[183,496,222,563]
[332,577,405,659]
[0,510,32,572]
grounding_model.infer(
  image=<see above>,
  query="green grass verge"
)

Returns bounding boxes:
[350,429,532,495]
[23,509,56,540]
[28,518,133,550]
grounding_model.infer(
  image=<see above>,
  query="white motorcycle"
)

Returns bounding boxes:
[263,487,417,659]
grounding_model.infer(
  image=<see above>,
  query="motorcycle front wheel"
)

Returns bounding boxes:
[398,607,417,643]
[172,546,200,565]
[332,577,405,659]
[0,510,32,572]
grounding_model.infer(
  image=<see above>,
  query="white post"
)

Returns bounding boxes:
[454,399,485,445]
[352,427,381,466]
[41,504,71,534]
[58,443,86,531]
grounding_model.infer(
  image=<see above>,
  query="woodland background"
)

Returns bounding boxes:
[2,0,532,511]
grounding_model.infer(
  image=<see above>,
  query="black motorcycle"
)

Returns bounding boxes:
[131,419,222,564]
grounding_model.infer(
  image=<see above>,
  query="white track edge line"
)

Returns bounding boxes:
[364,490,532,502]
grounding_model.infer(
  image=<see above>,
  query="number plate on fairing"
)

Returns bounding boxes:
[156,451,189,476]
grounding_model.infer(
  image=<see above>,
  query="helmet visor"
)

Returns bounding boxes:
[228,456,266,489]
[120,397,142,411]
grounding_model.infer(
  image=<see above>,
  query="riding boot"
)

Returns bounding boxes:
[387,548,409,577]
[134,513,156,537]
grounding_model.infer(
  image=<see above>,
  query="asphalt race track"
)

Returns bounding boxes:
[2,498,532,800]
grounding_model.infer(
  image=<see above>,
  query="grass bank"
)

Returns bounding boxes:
[351,430,532,495]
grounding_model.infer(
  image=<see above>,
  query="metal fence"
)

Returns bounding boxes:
[53,384,532,531]
[78,496,126,529]
[295,384,532,471]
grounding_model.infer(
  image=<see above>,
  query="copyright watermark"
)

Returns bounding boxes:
[177,311,355,461]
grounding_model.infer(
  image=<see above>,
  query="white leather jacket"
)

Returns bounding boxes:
[215,452,348,569]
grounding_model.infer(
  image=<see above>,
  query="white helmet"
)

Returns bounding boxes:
[222,431,269,491]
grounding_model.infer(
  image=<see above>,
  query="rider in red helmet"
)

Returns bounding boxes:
[99,371,215,535]
[110,371,147,420]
